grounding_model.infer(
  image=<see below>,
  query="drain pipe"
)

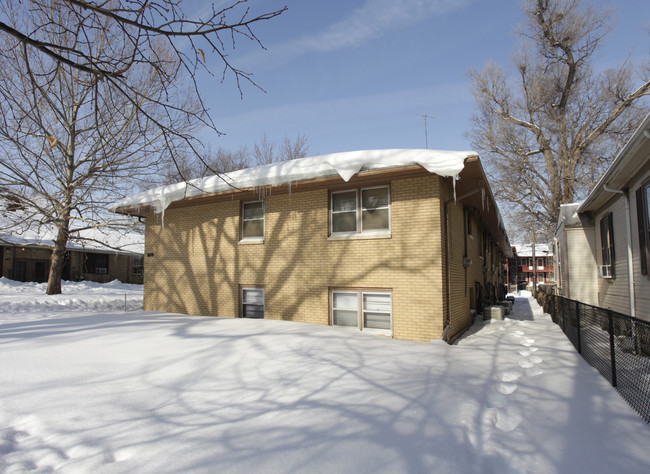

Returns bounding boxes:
[603,184,635,317]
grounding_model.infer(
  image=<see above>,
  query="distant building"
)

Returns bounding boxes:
[508,244,554,291]
[0,241,143,285]
[1,199,144,284]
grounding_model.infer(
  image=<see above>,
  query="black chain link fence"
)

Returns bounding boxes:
[535,292,650,423]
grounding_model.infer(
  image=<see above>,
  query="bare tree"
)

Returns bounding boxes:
[280,133,310,161]
[253,133,309,165]
[159,133,310,184]
[0,0,286,180]
[0,1,285,294]
[157,147,251,185]
[253,134,277,166]
[468,0,650,241]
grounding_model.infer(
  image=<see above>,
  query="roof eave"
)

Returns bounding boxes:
[579,112,650,213]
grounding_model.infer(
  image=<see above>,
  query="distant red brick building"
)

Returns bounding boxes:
[507,244,554,291]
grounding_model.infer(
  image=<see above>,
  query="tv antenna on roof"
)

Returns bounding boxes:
[418,114,434,149]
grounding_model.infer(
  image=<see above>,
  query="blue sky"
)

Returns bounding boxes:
[193,0,649,157]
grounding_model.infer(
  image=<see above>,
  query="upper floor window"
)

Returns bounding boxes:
[600,212,615,278]
[242,201,264,240]
[331,186,390,236]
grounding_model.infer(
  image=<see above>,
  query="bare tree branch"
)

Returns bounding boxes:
[469,0,650,241]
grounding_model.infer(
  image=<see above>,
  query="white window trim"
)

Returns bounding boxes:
[331,289,392,336]
[241,287,265,318]
[241,200,265,242]
[361,291,392,335]
[331,290,359,328]
[330,185,391,237]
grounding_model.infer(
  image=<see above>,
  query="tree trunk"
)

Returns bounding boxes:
[46,220,69,295]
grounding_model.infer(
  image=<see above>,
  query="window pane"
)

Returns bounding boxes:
[363,293,391,312]
[243,304,264,319]
[361,187,388,209]
[332,191,357,212]
[364,312,391,330]
[243,289,264,304]
[333,292,358,310]
[243,201,264,219]
[333,309,358,327]
[243,219,264,238]
[362,208,389,231]
[332,212,357,233]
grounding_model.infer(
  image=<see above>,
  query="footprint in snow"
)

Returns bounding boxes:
[526,366,544,377]
[497,382,518,395]
[501,370,522,382]
[495,405,523,432]
[520,338,535,346]
[519,359,535,368]
[520,347,540,355]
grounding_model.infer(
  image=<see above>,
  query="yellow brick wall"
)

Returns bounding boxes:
[459,205,506,316]
[445,190,474,341]
[143,174,446,342]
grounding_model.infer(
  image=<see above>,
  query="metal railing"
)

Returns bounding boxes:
[535,292,650,423]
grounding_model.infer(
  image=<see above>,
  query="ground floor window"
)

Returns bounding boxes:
[331,290,392,333]
[131,255,144,275]
[242,287,264,318]
[84,252,109,274]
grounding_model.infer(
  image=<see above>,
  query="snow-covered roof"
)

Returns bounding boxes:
[558,203,580,226]
[110,149,477,215]
[0,207,144,254]
[513,243,551,257]
[0,229,144,255]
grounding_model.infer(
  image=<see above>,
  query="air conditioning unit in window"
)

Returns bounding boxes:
[598,265,612,279]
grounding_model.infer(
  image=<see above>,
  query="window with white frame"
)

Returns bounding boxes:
[331,186,390,236]
[332,291,359,327]
[331,290,392,332]
[242,201,264,240]
[242,288,264,318]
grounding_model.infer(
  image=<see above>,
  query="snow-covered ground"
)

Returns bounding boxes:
[1,280,648,473]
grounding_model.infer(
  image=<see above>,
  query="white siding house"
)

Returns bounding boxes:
[555,112,650,320]
[554,203,598,305]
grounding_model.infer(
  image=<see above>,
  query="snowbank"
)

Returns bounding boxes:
[0,277,143,314]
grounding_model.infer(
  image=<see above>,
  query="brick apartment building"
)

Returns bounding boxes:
[111,149,511,343]
[508,244,554,291]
